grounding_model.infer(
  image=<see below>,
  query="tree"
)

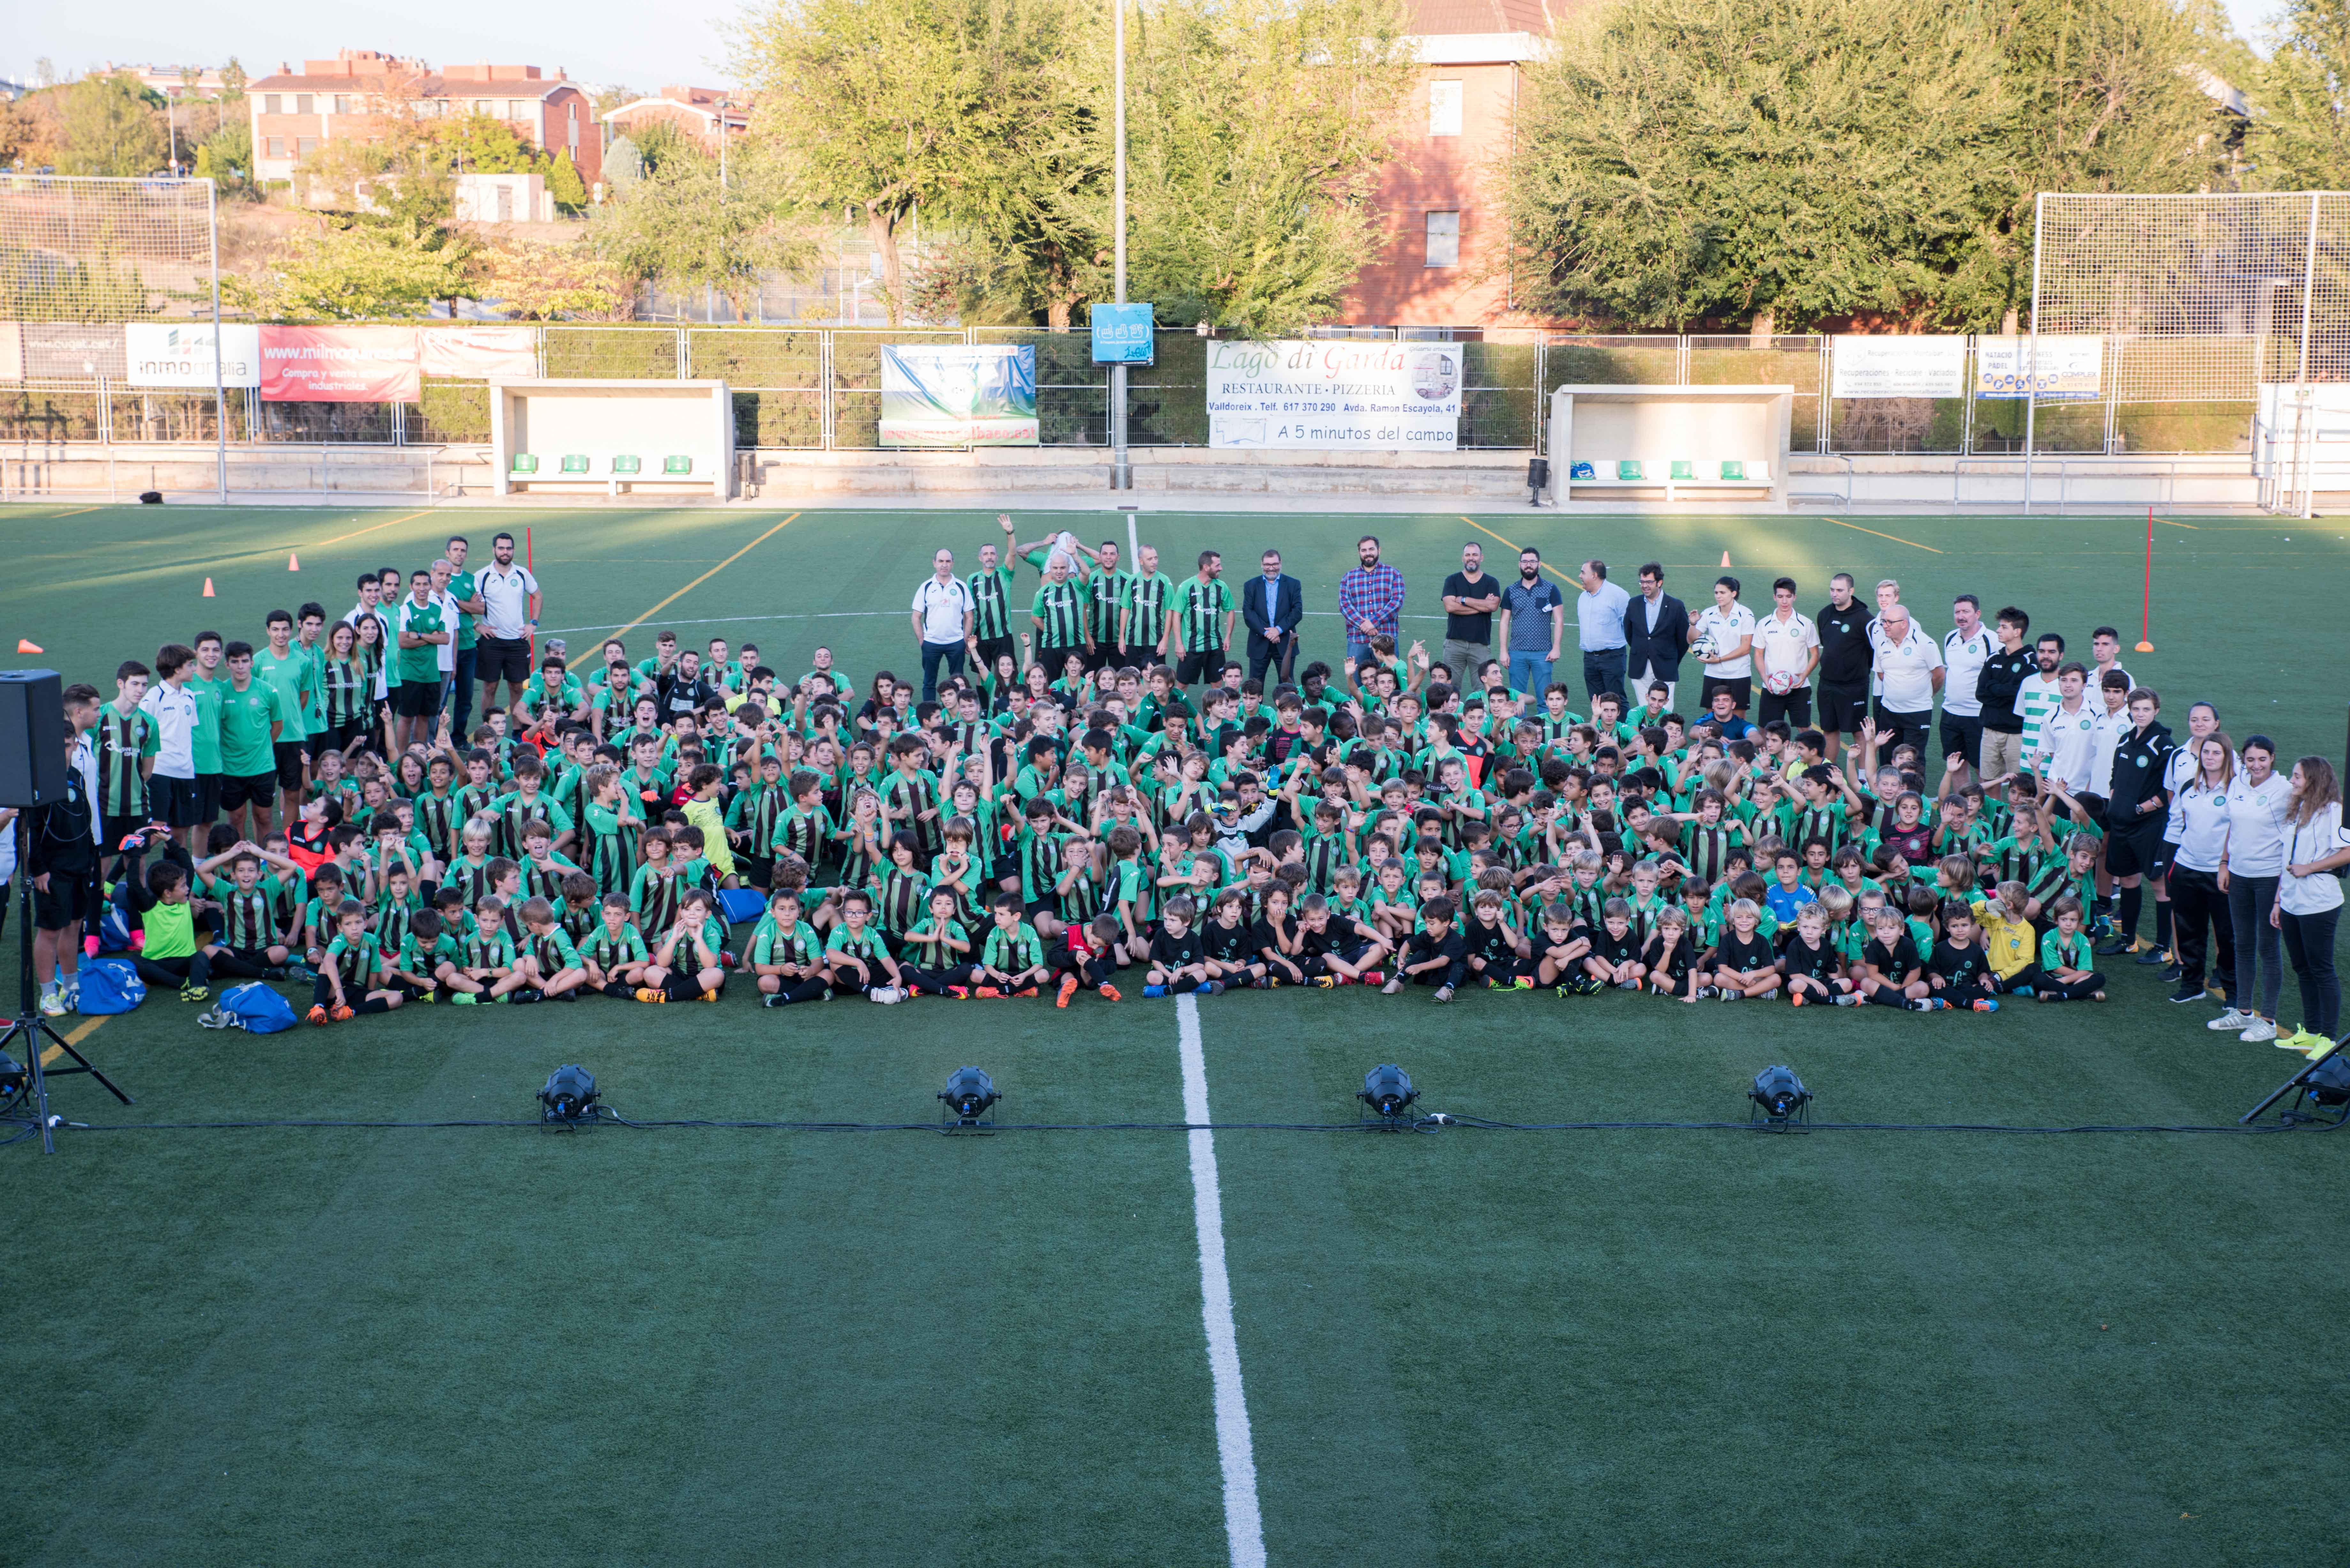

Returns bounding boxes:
[547,149,589,210]
[473,239,635,318]
[734,0,1101,324]
[194,119,252,189]
[221,58,248,100]
[2247,0,2350,187]
[428,113,548,175]
[54,72,166,177]
[589,143,815,317]
[1120,0,1415,334]
[223,217,474,319]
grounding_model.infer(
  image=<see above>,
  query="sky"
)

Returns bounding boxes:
[4,0,746,96]
[0,0,2292,94]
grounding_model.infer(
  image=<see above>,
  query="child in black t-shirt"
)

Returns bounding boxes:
[1533,901,1596,995]
[1583,898,1646,990]
[1202,890,1267,987]
[1462,891,1529,990]
[1295,893,1388,987]
[1778,904,1855,1006]
[1859,907,1947,1011]
[1385,895,1467,1002]
[1641,905,1703,1000]
[1706,897,1782,1001]
[1144,896,1222,996]
[1254,886,1307,986]
[1926,901,1998,1011]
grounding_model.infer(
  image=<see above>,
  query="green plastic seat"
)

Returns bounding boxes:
[559,454,590,475]
[1720,460,1746,481]
[510,454,538,474]
[1616,460,1643,481]
[611,454,641,475]
[1669,459,1695,480]
[663,455,693,475]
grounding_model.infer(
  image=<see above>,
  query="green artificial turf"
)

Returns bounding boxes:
[5,501,2349,1565]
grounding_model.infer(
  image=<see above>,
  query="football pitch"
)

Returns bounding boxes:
[5,500,2350,1567]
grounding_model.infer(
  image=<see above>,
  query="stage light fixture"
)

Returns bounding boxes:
[539,1064,599,1125]
[1749,1065,1811,1128]
[0,1050,24,1105]
[2292,1053,2350,1125]
[939,1066,998,1127]
[1358,1063,1418,1127]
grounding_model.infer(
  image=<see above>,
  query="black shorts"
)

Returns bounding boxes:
[1757,687,1812,727]
[148,774,204,829]
[475,635,534,686]
[218,770,279,813]
[2104,821,2167,879]
[1174,649,1226,686]
[194,773,224,824]
[34,870,96,931]
[972,636,1017,680]
[1817,682,1869,735]
[273,739,308,791]
[322,717,374,755]
[1036,645,1088,681]
[392,682,441,720]
[1699,675,1754,714]
[1939,712,1984,766]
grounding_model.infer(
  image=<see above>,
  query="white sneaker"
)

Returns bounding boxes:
[38,990,67,1017]
[2206,1007,2250,1031]
[868,985,904,1005]
[2238,1017,2278,1043]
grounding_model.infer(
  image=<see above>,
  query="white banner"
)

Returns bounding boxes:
[1830,335,1967,399]
[1975,335,2103,400]
[1205,339,1461,451]
[125,322,261,388]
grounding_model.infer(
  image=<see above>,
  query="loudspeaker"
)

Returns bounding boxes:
[0,670,68,809]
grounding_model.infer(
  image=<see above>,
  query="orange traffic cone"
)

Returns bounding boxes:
[1720,550,1732,568]
[287,552,300,571]
[16,639,42,654]
[202,577,216,597]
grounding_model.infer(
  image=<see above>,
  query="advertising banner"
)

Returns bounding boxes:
[1975,335,2104,401]
[1829,335,1967,399]
[880,343,1039,446]
[1090,302,1154,365]
[24,322,127,381]
[421,324,538,380]
[125,322,262,388]
[258,324,421,402]
[1204,339,1462,451]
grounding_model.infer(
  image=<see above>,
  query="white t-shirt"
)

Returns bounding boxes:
[1940,626,1993,717]
[138,679,200,780]
[2221,771,2293,878]
[477,563,541,640]
[2014,673,2064,764]
[1692,601,1758,679]
[911,575,974,643]
[2086,704,2132,797]
[2279,802,2349,916]
[2033,699,2102,793]
[1872,626,1944,713]
[1753,609,1819,685]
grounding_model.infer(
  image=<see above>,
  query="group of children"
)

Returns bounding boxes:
[86,607,2125,1020]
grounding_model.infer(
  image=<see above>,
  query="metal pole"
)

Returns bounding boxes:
[2296,192,2321,519]
[2023,192,2043,514]
[1109,0,1130,492]
[210,181,226,502]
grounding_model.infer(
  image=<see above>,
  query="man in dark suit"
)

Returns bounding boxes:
[1243,548,1304,685]
[1624,562,1691,710]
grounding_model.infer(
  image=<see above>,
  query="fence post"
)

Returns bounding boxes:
[821,329,835,451]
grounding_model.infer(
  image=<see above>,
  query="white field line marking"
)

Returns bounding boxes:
[1177,991,1268,1568]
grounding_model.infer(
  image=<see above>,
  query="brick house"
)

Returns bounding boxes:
[600,86,749,156]
[247,50,602,193]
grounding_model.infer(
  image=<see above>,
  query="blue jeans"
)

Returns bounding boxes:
[1581,648,1626,705]
[918,640,967,703]
[1508,651,1554,697]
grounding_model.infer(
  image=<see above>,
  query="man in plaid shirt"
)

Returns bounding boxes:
[1338,535,1406,662]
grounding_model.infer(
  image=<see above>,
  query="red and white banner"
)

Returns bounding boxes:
[420,324,536,381]
[258,324,421,403]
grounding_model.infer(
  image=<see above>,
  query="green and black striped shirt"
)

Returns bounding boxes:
[1175,577,1233,655]
[968,566,1017,642]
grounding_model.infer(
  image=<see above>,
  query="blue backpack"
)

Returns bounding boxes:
[96,900,132,953]
[218,982,297,1034]
[717,887,767,926]
[76,956,147,1014]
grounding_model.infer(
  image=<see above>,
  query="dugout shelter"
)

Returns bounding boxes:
[492,378,735,498]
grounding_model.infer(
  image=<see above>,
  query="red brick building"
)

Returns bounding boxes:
[247,50,602,193]
[602,86,750,156]
[1343,0,1563,331]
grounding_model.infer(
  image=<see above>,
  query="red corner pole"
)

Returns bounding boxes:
[2136,507,2155,653]
[525,526,535,661]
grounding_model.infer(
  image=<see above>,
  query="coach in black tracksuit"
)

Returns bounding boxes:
[2100,707,2176,954]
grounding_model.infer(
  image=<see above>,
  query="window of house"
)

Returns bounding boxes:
[266,137,285,158]
[568,105,579,148]
[298,137,319,156]
[263,94,281,114]
[331,95,350,115]
[294,93,313,115]
[1424,210,1461,268]
[1429,80,1463,137]
[475,99,493,116]
[507,99,529,119]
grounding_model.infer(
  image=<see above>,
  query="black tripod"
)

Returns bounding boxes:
[2,812,132,1153]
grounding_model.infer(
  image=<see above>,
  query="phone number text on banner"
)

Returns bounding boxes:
[1205,339,1462,451]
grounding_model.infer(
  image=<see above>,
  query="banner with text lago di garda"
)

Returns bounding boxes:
[259,325,421,402]
[1206,339,1462,451]
[880,343,1039,446]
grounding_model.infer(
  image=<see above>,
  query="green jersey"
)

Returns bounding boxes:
[95,703,155,820]
[189,669,226,774]
[216,678,284,779]
[324,933,383,993]
[968,565,1018,642]
[522,923,580,973]
[824,923,890,965]
[982,922,1044,974]
[210,877,284,950]
[447,567,479,652]
[580,923,651,971]
[1031,577,1089,649]
[251,647,315,742]
[1122,572,1175,653]
[394,597,449,686]
[1085,568,1130,645]
[750,918,822,969]
[1175,576,1234,655]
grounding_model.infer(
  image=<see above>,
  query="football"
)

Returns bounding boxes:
[1764,669,1799,696]
[1689,628,1722,664]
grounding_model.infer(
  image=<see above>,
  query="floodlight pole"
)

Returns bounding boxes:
[210,179,226,503]
[2022,192,2043,515]
[1109,0,1130,492]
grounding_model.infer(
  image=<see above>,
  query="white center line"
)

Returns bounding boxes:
[1177,991,1267,1568]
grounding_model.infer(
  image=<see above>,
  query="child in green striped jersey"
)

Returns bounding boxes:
[311,901,403,1022]
[580,894,653,997]
[515,897,588,1000]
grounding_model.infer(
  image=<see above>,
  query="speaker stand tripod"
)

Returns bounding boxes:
[3,816,132,1153]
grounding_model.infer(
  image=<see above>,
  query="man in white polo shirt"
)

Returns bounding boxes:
[2033,662,2101,795]
[138,642,204,848]
[1869,604,1943,759]
[910,547,975,702]
[1750,576,1819,728]
[1940,593,1994,776]
[474,531,542,718]
[1691,574,1758,714]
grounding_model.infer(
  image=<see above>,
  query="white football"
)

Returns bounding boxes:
[1764,669,1798,696]
[1690,629,1722,664]
[1055,530,1082,559]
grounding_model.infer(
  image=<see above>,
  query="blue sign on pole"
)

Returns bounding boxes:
[1090,302,1154,365]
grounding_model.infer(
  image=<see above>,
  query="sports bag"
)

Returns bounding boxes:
[75,956,146,1014]
[217,982,297,1034]
[717,887,767,926]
